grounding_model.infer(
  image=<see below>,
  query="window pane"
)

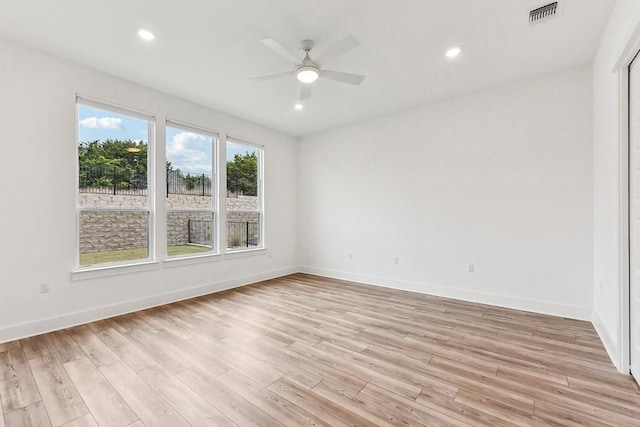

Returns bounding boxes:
[167,211,213,256]
[78,210,149,266]
[77,103,151,267]
[227,212,260,248]
[78,105,148,206]
[226,141,258,197]
[226,140,261,250]
[166,125,214,256]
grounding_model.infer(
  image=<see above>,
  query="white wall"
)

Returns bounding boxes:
[592,0,640,371]
[299,66,593,320]
[4,14,630,359]
[0,37,299,342]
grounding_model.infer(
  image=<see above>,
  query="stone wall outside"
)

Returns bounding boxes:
[167,194,212,210]
[227,195,258,211]
[79,193,259,253]
[79,210,148,253]
[167,211,213,246]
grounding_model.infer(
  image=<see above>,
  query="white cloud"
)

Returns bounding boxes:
[79,116,123,130]
[167,131,212,174]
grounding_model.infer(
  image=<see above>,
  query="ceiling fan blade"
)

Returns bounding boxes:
[300,84,311,100]
[260,38,301,64]
[315,34,360,65]
[250,71,294,81]
[321,70,365,85]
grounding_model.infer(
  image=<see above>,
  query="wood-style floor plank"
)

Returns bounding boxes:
[108,317,192,374]
[219,337,323,390]
[0,342,22,353]
[63,358,137,427]
[176,367,282,427]
[138,364,237,426]
[0,273,638,426]
[189,335,282,387]
[3,401,51,427]
[453,389,553,426]
[0,347,41,413]
[359,382,476,427]
[88,326,156,373]
[311,379,413,427]
[289,340,422,400]
[99,361,189,427]
[257,337,368,394]
[267,378,371,427]
[67,326,120,368]
[22,336,89,426]
[215,368,330,427]
[60,413,98,427]
[45,331,85,365]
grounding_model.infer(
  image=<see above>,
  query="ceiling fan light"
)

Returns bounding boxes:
[446,47,461,58]
[138,29,155,41]
[296,66,319,83]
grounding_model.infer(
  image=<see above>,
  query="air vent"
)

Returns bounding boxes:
[530,2,558,23]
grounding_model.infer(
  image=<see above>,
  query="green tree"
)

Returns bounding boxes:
[78,139,147,188]
[226,151,258,196]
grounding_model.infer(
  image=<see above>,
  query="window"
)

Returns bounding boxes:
[226,138,263,250]
[76,99,154,267]
[166,122,217,257]
[75,99,265,269]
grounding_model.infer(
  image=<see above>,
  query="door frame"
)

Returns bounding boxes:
[616,21,640,375]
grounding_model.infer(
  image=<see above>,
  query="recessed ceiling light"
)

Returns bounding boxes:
[446,47,461,58]
[294,103,304,111]
[138,29,155,41]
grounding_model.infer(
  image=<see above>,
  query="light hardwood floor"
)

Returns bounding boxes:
[1,273,639,426]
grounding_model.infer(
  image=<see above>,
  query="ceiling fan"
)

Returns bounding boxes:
[252,34,366,101]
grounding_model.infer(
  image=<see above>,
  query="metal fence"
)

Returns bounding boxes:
[167,170,212,196]
[187,219,212,246]
[186,219,259,248]
[227,221,260,248]
[79,164,147,195]
[78,164,213,197]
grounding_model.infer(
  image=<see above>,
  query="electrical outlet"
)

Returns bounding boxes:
[40,282,50,294]
[348,253,353,260]
[394,257,399,265]
[468,264,475,273]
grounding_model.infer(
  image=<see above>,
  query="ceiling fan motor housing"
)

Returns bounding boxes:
[296,47,320,83]
[300,39,315,51]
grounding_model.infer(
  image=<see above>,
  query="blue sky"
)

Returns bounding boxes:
[166,126,213,175]
[78,105,148,143]
[78,105,258,175]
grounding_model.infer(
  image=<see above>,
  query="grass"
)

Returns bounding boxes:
[167,244,211,256]
[80,244,211,266]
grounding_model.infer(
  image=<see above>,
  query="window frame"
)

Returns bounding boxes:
[225,136,265,253]
[75,96,156,270]
[165,119,219,258]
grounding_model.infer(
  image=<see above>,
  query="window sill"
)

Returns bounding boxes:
[224,247,267,259]
[71,261,160,281]
[163,253,222,268]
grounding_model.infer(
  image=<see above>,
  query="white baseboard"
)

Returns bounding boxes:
[300,267,592,321]
[2,266,597,346]
[0,266,298,344]
[591,309,621,371]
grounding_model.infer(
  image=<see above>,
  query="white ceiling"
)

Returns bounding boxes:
[0,0,616,137]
